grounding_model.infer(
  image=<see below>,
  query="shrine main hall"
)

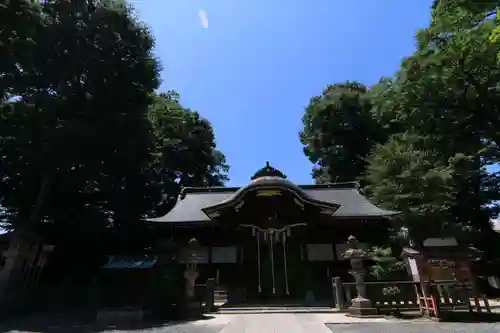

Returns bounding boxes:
[147,162,397,303]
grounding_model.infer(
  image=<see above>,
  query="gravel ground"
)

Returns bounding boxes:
[328,322,500,333]
[2,313,500,333]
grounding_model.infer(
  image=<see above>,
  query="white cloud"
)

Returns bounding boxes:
[199,9,208,29]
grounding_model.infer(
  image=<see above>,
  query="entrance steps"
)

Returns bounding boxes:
[216,304,340,314]
[214,286,228,305]
[213,286,338,313]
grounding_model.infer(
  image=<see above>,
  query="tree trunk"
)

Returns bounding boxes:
[0,175,52,303]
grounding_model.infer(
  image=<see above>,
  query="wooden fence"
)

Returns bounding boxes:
[332,278,478,314]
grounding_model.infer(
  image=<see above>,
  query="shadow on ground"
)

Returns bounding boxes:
[0,312,217,333]
[438,311,500,323]
[382,310,500,323]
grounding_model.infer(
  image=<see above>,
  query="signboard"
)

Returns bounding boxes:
[307,244,334,261]
[422,259,455,280]
[178,246,209,264]
[211,246,237,263]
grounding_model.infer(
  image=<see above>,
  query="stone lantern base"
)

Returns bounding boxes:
[187,301,202,318]
[347,297,379,317]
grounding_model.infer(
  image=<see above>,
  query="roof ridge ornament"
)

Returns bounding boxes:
[251,161,287,180]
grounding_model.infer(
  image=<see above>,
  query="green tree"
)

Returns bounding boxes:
[0,0,160,238]
[490,8,500,61]
[0,0,162,290]
[408,1,499,242]
[1,0,230,237]
[0,0,230,291]
[147,91,229,216]
[368,246,405,281]
[0,0,44,100]
[360,0,500,254]
[300,82,386,183]
[365,133,457,242]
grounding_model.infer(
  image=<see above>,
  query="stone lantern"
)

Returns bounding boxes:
[183,238,201,317]
[343,235,377,317]
[184,238,201,298]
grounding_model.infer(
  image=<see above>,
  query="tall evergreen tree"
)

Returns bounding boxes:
[300,0,500,255]
[0,0,230,286]
[300,82,386,183]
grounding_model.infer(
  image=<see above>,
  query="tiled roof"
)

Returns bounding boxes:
[147,181,397,224]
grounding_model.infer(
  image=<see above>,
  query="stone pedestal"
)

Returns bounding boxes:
[182,238,202,319]
[184,267,198,299]
[348,297,378,317]
[343,235,381,317]
[182,265,200,318]
[346,271,378,317]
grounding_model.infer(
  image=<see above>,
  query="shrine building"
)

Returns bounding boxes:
[146,162,397,303]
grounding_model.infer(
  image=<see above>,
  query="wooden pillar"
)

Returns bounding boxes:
[302,243,314,302]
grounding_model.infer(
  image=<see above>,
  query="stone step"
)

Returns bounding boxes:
[215,297,228,302]
[214,286,228,302]
[216,306,339,314]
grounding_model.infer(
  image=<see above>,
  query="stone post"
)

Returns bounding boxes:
[342,235,378,317]
[332,277,346,310]
[205,278,215,312]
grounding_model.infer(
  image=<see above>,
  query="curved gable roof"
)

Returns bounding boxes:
[147,182,398,224]
[201,176,340,217]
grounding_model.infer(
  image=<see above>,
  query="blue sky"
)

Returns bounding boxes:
[130,0,434,186]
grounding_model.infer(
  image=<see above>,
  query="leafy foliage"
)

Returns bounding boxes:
[300,82,386,183]
[300,0,500,254]
[0,0,229,247]
[381,285,401,297]
[2,0,160,237]
[365,133,457,241]
[393,0,500,245]
[147,91,229,216]
[368,246,405,281]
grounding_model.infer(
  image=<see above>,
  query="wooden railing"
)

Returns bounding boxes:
[332,278,420,312]
[331,277,483,314]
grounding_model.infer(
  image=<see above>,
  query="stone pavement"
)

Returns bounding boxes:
[0,313,384,333]
[2,313,500,332]
[215,313,388,333]
[327,322,500,333]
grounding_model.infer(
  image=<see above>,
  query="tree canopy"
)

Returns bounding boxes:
[299,82,386,184]
[0,0,229,246]
[147,91,229,217]
[300,0,500,253]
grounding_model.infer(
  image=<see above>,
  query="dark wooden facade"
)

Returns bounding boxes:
[147,162,397,303]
